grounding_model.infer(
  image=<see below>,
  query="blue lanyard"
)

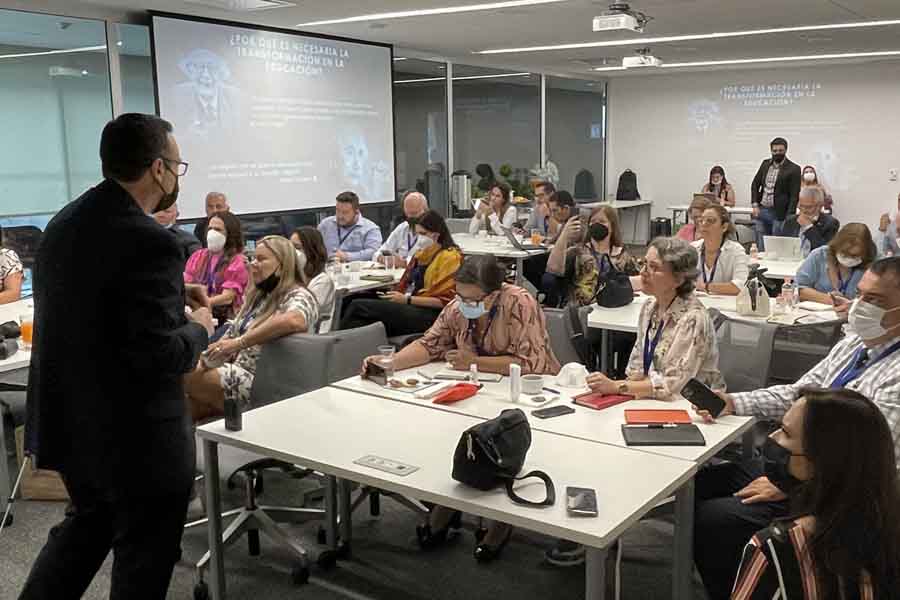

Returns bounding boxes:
[407,231,418,252]
[203,254,220,294]
[337,224,360,247]
[237,295,264,336]
[830,340,900,388]
[467,305,499,357]
[701,243,721,285]
[590,247,612,275]
[836,268,852,296]
[643,318,666,376]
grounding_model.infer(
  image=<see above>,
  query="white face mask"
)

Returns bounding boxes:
[206,229,226,253]
[848,299,900,340]
[803,172,816,183]
[837,253,862,268]
[415,236,435,252]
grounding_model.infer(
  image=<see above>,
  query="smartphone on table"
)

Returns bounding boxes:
[532,405,575,419]
[566,486,598,517]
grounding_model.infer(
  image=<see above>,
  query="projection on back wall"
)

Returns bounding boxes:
[151,14,396,219]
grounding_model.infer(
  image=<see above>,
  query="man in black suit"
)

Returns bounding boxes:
[20,113,213,600]
[779,186,840,256]
[750,137,802,251]
[153,202,201,262]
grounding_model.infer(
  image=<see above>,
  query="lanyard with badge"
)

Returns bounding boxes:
[643,298,676,375]
[467,305,499,357]
[836,268,852,296]
[203,254,220,294]
[830,340,900,388]
[237,295,265,336]
[338,224,360,248]
[407,231,419,252]
[700,242,722,285]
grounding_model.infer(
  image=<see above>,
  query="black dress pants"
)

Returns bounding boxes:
[693,458,789,600]
[341,298,442,337]
[19,416,194,600]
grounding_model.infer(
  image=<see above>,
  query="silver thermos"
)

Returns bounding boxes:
[451,171,472,212]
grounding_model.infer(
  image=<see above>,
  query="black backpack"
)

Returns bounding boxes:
[616,169,640,200]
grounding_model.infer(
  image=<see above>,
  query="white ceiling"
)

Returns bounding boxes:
[6,0,900,78]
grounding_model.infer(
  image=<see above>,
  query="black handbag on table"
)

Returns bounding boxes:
[451,409,556,507]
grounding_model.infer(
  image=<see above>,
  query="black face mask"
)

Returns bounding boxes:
[761,437,804,495]
[589,223,609,242]
[153,171,179,213]
[407,216,420,228]
[255,270,280,294]
[771,152,786,164]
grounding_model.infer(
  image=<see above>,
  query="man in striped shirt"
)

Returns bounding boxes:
[690,256,900,600]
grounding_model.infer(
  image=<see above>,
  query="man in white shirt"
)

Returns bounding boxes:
[876,192,900,256]
[376,191,428,267]
[690,257,900,600]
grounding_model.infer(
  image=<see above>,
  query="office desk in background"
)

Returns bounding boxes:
[453,233,550,286]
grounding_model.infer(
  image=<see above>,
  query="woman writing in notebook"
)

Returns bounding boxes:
[584,237,725,401]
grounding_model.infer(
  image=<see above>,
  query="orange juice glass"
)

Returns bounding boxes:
[20,314,33,349]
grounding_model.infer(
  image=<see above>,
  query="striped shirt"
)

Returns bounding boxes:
[732,333,900,463]
[732,520,874,600]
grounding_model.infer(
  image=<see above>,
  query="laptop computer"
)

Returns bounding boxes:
[693,192,718,204]
[764,236,803,261]
[501,226,544,251]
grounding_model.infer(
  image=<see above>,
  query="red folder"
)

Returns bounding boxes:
[572,392,633,411]
[624,409,692,425]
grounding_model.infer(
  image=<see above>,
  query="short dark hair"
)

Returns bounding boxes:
[870,256,900,285]
[535,181,556,194]
[100,113,173,182]
[549,190,575,208]
[336,191,360,210]
[770,137,788,149]
[455,255,505,294]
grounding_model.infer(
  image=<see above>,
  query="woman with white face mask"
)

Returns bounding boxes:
[341,210,463,336]
[800,164,834,215]
[796,222,877,314]
[184,211,249,340]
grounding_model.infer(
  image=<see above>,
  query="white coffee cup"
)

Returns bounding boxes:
[521,374,543,395]
[559,362,589,387]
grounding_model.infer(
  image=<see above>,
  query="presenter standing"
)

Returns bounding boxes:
[20,113,212,599]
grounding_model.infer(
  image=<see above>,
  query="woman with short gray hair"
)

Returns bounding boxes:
[585,237,724,401]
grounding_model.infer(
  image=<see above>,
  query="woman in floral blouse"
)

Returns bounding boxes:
[586,236,725,400]
[0,225,24,304]
[185,236,318,421]
[361,255,560,564]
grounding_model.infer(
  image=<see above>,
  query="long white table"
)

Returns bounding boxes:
[587,293,837,372]
[579,200,653,246]
[331,266,405,295]
[454,233,550,286]
[669,204,754,229]
[197,387,698,600]
[332,363,756,464]
[0,298,31,524]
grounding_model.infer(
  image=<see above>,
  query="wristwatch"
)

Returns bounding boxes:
[617,382,629,395]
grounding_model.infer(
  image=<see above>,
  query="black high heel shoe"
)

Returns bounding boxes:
[473,524,513,563]
[416,510,462,550]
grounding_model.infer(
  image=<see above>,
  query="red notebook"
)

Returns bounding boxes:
[624,409,692,425]
[572,392,634,411]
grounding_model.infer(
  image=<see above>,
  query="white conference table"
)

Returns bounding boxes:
[579,200,653,246]
[331,266,405,295]
[751,254,803,280]
[197,387,698,600]
[669,204,754,228]
[0,298,31,523]
[332,363,756,465]
[454,233,550,286]
[587,293,837,372]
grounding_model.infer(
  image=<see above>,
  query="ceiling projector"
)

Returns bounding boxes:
[593,13,641,33]
[622,54,662,68]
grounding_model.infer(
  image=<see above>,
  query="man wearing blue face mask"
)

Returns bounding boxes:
[689,256,900,600]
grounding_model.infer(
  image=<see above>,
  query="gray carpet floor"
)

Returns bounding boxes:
[0,457,710,600]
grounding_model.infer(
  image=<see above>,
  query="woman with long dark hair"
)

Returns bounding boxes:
[290,226,335,332]
[341,210,464,336]
[702,165,736,207]
[184,211,248,339]
[731,387,900,599]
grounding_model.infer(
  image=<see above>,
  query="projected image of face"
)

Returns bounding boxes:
[338,130,391,202]
[174,48,240,136]
[341,133,369,187]
[687,99,722,134]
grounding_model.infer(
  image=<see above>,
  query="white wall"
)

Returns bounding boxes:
[607,62,900,232]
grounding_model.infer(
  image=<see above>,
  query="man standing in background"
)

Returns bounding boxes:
[192,191,229,246]
[318,191,383,262]
[153,202,201,262]
[876,192,900,256]
[750,137,801,250]
[20,113,212,599]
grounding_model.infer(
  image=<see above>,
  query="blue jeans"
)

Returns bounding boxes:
[753,207,784,251]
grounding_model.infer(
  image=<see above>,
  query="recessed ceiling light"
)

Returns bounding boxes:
[479,18,900,54]
[297,0,570,27]
[396,71,532,84]
[0,45,106,60]
[392,57,408,61]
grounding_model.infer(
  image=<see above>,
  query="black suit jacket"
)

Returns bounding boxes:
[780,213,840,253]
[750,158,802,221]
[193,221,207,248]
[170,225,201,263]
[25,180,208,483]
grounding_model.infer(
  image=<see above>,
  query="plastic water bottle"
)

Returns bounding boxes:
[469,363,479,384]
[509,363,521,402]
[750,243,759,261]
